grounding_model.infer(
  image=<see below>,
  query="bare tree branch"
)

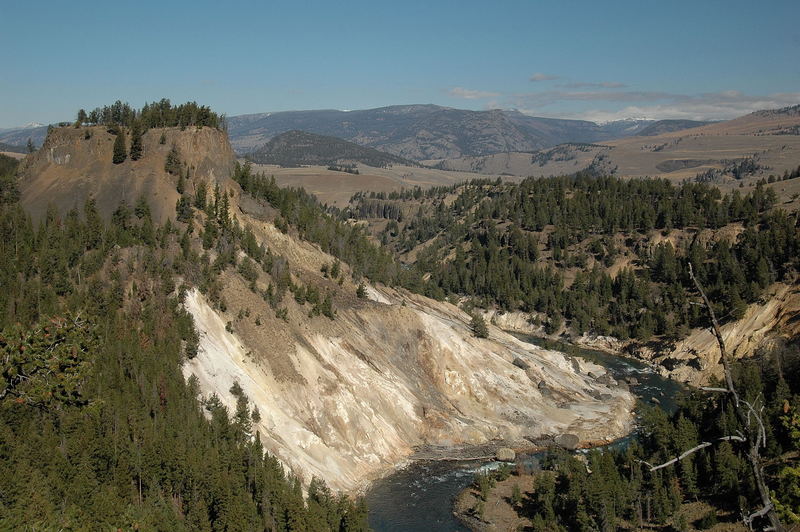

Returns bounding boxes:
[638,435,747,472]
[688,262,784,532]
[744,501,775,530]
[700,386,729,393]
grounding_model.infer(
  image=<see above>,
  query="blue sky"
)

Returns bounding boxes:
[1,0,798,127]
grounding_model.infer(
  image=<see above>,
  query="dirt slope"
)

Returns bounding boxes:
[426,106,800,190]
[249,162,499,207]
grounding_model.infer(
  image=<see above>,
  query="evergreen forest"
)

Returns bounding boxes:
[347,176,799,342]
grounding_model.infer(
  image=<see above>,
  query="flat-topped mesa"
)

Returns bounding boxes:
[18,124,236,224]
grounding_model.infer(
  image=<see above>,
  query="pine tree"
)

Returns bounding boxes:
[134,195,150,219]
[194,181,207,210]
[165,145,181,175]
[176,195,193,224]
[218,190,230,227]
[470,312,489,338]
[129,122,143,161]
[356,283,367,299]
[112,129,127,164]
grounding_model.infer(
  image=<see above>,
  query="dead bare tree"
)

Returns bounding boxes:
[687,263,783,531]
[639,263,784,530]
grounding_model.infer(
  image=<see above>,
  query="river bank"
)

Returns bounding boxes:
[366,335,685,531]
[453,470,747,532]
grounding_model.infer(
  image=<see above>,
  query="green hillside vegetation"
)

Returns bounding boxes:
[0,125,370,529]
[246,130,415,168]
[347,175,798,341]
[233,165,798,345]
[0,153,20,205]
[233,162,407,286]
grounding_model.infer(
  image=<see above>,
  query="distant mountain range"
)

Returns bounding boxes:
[246,130,415,168]
[0,124,48,150]
[2,104,776,163]
[226,105,663,160]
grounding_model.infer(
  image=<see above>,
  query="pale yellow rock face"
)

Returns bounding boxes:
[651,283,800,385]
[485,284,800,388]
[183,282,634,492]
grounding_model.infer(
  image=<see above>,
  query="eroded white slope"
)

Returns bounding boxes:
[183,286,634,492]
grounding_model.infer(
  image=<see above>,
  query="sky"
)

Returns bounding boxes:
[1,0,799,128]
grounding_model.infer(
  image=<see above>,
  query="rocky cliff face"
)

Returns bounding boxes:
[634,282,800,385]
[183,281,634,492]
[19,125,235,223]
[487,284,800,387]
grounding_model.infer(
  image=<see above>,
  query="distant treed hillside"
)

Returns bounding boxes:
[0,125,48,150]
[246,130,415,168]
[0,142,26,154]
[635,119,712,136]
[227,105,663,160]
[348,176,798,342]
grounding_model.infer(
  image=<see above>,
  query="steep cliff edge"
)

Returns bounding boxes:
[182,279,634,492]
[18,125,235,223]
[635,282,800,385]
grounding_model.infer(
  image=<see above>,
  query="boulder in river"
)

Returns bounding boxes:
[496,447,516,462]
[554,433,580,450]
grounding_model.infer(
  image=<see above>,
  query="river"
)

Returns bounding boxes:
[365,335,685,532]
